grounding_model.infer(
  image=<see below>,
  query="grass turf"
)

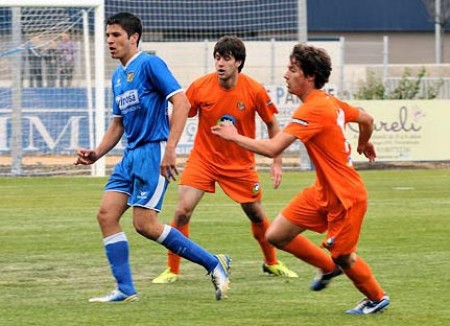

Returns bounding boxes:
[1,169,449,325]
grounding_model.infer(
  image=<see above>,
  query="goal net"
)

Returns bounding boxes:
[0,0,105,176]
[0,0,310,176]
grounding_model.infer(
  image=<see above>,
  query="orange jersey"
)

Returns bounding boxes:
[284,90,367,209]
[186,72,278,170]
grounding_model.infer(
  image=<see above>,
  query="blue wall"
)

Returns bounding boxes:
[0,0,445,36]
[308,0,438,32]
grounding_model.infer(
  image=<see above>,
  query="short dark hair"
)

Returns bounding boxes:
[290,44,332,89]
[106,12,143,46]
[213,35,246,72]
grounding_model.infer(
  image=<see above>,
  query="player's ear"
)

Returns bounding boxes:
[130,32,139,46]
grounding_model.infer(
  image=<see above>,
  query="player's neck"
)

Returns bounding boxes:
[218,73,238,90]
[120,48,139,67]
[300,88,320,102]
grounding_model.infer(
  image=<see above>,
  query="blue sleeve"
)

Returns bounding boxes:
[144,56,181,99]
[111,70,121,116]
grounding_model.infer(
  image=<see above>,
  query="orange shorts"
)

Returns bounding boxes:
[180,158,262,203]
[281,185,367,258]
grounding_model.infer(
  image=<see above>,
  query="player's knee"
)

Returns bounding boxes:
[332,253,356,270]
[241,203,264,223]
[133,218,160,240]
[264,229,284,249]
[173,209,192,226]
[96,209,114,229]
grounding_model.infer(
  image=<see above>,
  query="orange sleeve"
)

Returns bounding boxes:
[284,102,325,143]
[255,86,278,124]
[332,97,360,123]
[185,82,198,118]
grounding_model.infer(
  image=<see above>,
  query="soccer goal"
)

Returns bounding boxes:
[0,0,105,176]
[0,0,311,176]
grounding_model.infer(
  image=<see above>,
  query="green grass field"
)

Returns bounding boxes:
[1,169,450,326]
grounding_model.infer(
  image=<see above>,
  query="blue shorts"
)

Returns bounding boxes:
[105,141,169,212]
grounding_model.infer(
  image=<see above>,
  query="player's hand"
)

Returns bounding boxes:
[357,142,376,162]
[270,161,282,189]
[211,123,238,141]
[74,149,97,165]
[160,150,179,182]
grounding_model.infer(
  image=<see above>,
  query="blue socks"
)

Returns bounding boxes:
[157,225,218,272]
[104,232,136,296]
[103,226,218,294]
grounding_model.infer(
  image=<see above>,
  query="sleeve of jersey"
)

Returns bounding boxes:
[145,56,182,99]
[111,71,121,117]
[255,86,278,123]
[185,83,198,117]
[334,97,360,122]
[283,104,323,143]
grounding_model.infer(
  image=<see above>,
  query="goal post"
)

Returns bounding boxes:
[0,0,105,176]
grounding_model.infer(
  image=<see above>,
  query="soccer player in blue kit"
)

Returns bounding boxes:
[75,12,230,302]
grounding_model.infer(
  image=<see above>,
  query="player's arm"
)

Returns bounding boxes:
[354,108,376,162]
[265,118,283,189]
[75,117,124,165]
[211,123,295,159]
[162,91,190,181]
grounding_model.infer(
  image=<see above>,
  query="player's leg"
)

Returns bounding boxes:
[333,253,389,314]
[134,143,230,299]
[134,207,231,300]
[240,201,298,277]
[217,168,297,277]
[88,190,139,303]
[328,202,389,314]
[265,188,338,283]
[153,158,214,283]
[266,213,336,271]
[152,185,205,283]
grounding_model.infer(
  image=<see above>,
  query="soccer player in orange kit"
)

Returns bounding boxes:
[153,35,297,283]
[212,43,390,315]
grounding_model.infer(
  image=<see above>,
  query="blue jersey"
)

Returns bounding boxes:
[111,52,182,149]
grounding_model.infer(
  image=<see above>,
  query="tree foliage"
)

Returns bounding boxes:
[353,67,444,100]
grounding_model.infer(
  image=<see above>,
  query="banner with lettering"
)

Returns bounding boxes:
[346,100,450,162]
[1,87,448,163]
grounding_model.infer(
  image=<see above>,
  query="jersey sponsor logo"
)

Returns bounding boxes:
[237,101,245,111]
[127,72,134,82]
[291,118,308,126]
[217,114,236,126]
[116,89,140,112]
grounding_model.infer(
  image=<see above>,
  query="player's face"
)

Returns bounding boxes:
[284,58,313,100]
[106,24,138,65]
[214,53,241,84]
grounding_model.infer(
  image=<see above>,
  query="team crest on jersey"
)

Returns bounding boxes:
[252,182,260,194]
[127,72,134,82]
[237,101,245,111]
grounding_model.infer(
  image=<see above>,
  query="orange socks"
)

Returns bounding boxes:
[167,222,189,274]
[282,235,336,272]
[251,217,278,265]
[343,256,385,301]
